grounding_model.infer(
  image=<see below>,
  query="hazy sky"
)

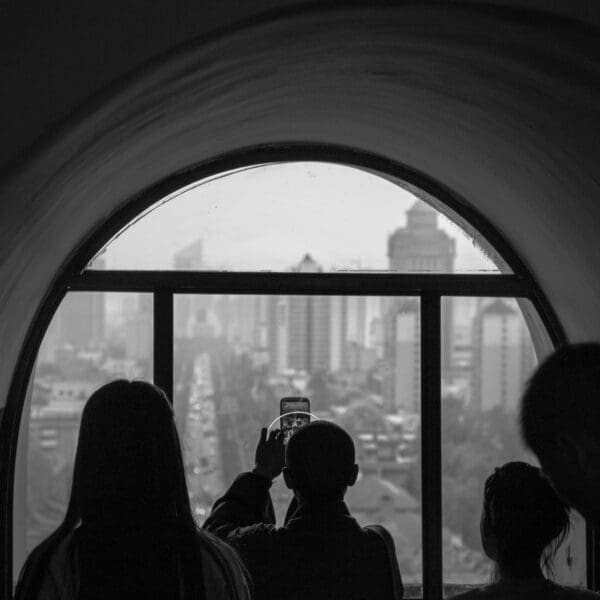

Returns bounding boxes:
[97,162,499,273]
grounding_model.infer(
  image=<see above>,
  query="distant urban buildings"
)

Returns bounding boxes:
[387,200,456,273]
[122,294,153,362]
[471,298,535,412]
[27,197,574,588]
[383,200,456,411]
[261,254,378,377]
[37,200,537,418]
[382,300,421,413]
[173,239,216,338]
[164,200,536,418]
[39,259,107,363]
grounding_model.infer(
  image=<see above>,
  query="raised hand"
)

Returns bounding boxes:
[252,428,285,482]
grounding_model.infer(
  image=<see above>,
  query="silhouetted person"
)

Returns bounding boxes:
[521,343,600,526]
[15,380,251,600]
[452,462,598,599]
[204,420,403,600]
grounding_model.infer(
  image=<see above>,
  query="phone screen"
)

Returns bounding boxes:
[280,397,311,444]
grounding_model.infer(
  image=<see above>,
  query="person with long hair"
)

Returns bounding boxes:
[452,461,599,599]
[15,380,251,600]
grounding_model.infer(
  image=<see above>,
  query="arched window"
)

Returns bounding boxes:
[10,150,586,598]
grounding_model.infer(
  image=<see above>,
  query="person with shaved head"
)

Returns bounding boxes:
[205,420,403,600]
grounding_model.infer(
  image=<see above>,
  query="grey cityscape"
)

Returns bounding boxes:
[25,197,585,594]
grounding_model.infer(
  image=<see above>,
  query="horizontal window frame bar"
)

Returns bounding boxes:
[69,270,529,297]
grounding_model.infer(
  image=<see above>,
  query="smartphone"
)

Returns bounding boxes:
[280,396,311,444]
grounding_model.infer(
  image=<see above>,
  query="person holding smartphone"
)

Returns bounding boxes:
[203,419,403,600]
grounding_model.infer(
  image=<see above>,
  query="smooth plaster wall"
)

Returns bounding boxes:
[1,4,600,419]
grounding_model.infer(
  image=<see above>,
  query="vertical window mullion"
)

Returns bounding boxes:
[421,293,442,600]
[153,291,174,403]
[587,526,600,590]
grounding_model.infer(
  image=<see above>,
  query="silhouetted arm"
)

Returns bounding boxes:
[204,427,284,536]
[204,471,276,536]
[203,469,280,596]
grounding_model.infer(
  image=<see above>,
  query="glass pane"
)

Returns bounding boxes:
[174,294,423,593]
[94,162,508,274]
[441,297,586,596]
[16,292,153,576]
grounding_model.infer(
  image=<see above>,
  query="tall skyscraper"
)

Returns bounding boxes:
[334,296,377,373]
[266,257,379,376]
[58,287,106,351]
[38,289,106,362]
[267,254,334,374]
[387,201,455,273]
[123,294,153,362]
[471,299,535,411]
[173,239,213,337]
[346,296,367,348]
[329,296,348,372]
[382,299,421,412]
[268,296,290,373]
[288,254,331,373]
[383,200,455,410]
[220,295,269,355]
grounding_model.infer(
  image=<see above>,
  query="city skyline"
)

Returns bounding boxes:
[25,167,567,589]
[94,162,501,274]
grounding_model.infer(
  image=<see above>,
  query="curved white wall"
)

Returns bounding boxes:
[1,5,600,414]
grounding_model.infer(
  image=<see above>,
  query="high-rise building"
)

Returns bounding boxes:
[55,292,105,352]
[382,299,420,412]
[287,254,330,373]
[387,201,455,273]
[387,199,455,366]
[346,296,367,348]
[333,296,378,374]
[309,294,331,371]
[38,291,105,362]
[173,239,214,337]
[268,295,290,373]
[221,295,269,354]
[471,299,535,411]
[266,257,378,376]
[383,200,455,410]
[123,294,153,362]
[329,296,348,372]
[266,254,334,374]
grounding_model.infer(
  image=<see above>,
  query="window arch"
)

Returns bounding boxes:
[5,144,582,600]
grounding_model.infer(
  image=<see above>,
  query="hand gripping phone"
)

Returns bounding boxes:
[280,396,311,444]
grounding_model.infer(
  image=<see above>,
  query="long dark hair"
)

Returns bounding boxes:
[16,380,205,598]
[483,461,570,580]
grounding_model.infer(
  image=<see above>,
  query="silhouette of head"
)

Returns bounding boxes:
[75,380,184,526]
[283,420,358,502]
[481,462,570,579]
[521,343,600,524]
[16,380,205,600]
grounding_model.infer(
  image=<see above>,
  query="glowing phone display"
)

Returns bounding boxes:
[280,397,311,444]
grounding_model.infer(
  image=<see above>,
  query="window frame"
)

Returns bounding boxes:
[1,143,594,600]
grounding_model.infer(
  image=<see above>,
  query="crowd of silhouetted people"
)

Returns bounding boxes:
[14,343,600,599]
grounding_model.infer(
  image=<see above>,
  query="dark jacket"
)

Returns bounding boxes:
[204,472,401,600]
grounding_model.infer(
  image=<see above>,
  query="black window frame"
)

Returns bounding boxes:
[0,144,595,600]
